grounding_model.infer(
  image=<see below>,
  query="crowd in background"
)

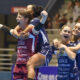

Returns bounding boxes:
[46,0,80,29]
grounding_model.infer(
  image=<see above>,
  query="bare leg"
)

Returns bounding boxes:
[27,53,45,79]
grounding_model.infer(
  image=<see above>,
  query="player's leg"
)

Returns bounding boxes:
[27,53,45,80]
[13,64,27,80]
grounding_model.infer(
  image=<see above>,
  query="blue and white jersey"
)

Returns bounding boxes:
[51,45,58,54]
[54,42,75,80]
[30,18,52,65]
[30,18,40,27]
[75,40,80,70]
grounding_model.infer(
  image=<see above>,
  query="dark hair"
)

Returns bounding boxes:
[31,5,43,17]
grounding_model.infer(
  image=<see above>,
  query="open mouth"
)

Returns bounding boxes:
[64,35,68,38]
[17,22,20,24]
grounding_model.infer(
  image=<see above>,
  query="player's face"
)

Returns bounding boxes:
[16,13,25,24]
[16,13,29,28]
[60,26,71,41]
[74,26,80,36]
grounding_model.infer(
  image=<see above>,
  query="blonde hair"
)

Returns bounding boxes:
[71,23,80,42]
[60,25,72,31]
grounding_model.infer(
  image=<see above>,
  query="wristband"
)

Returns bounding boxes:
[32,28,39,35]
[34,23,43,31]
[10,29,14,35]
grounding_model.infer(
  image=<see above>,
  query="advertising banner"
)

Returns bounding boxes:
[37,66,58,80]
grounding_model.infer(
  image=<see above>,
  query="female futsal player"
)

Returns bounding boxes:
[69,23,80,80]
[52,25,76,80]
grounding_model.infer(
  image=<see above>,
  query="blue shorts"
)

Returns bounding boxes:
[39,46,52,66]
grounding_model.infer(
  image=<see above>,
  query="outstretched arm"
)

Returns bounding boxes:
[0,10,48,38]
[0,24,11,35]
[34,10,48,31]
[0,24,21,39]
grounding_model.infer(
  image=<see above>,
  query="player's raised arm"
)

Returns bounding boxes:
[34,10,48,31]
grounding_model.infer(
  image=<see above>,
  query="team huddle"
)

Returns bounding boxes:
[0,4,80,80]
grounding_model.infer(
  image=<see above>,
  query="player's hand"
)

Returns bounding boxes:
[0,24,3,29]
[41,10,48,17]
[18,32,29,39]
[53,39,59,48]
[40,10,48,24]
[58,44,66,51]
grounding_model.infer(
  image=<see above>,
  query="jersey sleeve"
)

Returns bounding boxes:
[29,18,40,26]
[29,18,40,35]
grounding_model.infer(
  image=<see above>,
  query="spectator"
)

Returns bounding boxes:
[45,17,52,29]
[76,16,80,22]
[67,17,75,29]
[67,0,75,13]
[53,13,61,29]
[73,1,80,21]
[59,14,67,28]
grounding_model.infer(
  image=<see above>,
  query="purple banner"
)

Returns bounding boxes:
[37,66,58,80]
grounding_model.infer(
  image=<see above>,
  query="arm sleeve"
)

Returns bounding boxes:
[29,18,40,26]
[30,18,44,31]
[29,18,41,35]
[30,18,43,31]
[0,25,11,35]
[29,18,45,36]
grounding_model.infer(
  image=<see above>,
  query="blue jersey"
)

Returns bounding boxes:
[72,40,80,80]
[75,40,80,70]
[30,18,52,65]
[51,45,58,54]
[53,42,75,80]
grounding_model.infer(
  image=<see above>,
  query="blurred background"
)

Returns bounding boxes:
[0,0,80,80]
